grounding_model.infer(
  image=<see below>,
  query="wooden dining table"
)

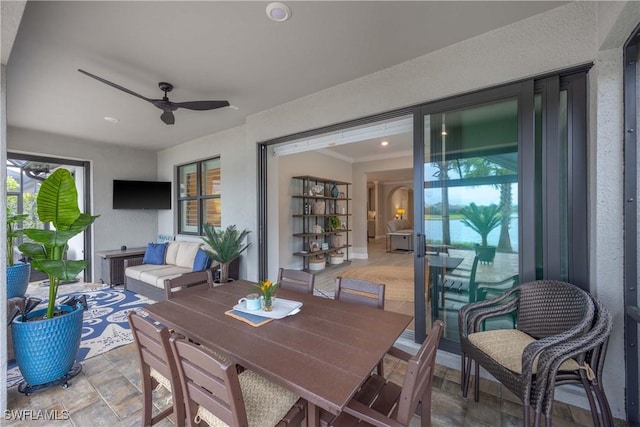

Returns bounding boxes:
[142,280,413,426]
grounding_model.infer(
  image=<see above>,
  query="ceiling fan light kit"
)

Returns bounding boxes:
[78,69,230,125]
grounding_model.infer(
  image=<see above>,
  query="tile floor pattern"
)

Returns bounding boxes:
[5,342,628,426]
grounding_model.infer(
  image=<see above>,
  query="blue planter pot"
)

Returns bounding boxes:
[7,262,30,298]
[12,304,84,386]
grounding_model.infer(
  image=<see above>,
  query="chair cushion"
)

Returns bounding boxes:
[193,248,212,272]
[467,329,580,374]
[194,370,299,427]
[149,367,171,391]
[143,242,167,265]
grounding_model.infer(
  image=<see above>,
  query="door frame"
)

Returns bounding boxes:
[6,152,93,282]
[623,23,640,427]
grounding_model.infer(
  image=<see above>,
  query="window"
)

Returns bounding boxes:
[177,157,221,234]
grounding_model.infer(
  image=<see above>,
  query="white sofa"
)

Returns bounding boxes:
[386,219,413,251]
[124,240,238,301]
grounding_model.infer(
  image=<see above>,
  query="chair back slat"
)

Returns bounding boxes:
[278,268,315,294]
[396,320,443,425]
[128,311,185,426]
[165,270,214,300]
[170,336,248,427]
[335,277,385,309]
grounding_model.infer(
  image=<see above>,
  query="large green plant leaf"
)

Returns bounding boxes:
[36,168,81,229]
[30,259,88,281]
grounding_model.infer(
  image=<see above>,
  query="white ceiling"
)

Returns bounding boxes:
[5,1,568,152]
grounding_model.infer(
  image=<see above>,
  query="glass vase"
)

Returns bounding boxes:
[262,296,273,312]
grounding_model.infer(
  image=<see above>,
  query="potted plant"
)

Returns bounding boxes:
[460,202,501,263]
[13,168,99,387]
[329,216,341,231]
[202,224,251,283]
[6,208,30,298]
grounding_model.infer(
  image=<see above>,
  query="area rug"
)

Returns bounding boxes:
[338,266,415,302]
[7,287,154,388]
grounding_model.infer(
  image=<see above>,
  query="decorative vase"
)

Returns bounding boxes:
[331,184,339,198]
[262,296,273,312]
[12,304,84,386]
[7,262,30,298]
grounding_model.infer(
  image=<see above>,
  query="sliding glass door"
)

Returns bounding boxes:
[413,71,588,346]
[421,99,520,342]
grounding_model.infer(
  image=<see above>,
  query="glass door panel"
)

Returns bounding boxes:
[423,99,520,342]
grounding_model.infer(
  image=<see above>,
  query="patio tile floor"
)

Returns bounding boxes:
[6,342,628,426]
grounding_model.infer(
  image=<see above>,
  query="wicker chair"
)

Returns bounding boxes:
[321,320,444,427]
[458,280,595,425]
[533,296,613,427]
[169,335,307,427]
[128,312,185,426]
[277,268,315,294]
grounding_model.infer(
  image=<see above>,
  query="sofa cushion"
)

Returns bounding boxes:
[175,242,202,269]
[125,264,167,281]
[164,241,181,265]
[143,242,167,265]
[192,248,212,272]
[139,265,192,288]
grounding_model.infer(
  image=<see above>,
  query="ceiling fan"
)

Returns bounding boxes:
[78,69,230,125]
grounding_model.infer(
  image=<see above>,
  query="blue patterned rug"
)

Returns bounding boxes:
[7,287,154,388]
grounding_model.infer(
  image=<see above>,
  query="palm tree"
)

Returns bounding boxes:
[460,203,502,247]
[458,158,514,252]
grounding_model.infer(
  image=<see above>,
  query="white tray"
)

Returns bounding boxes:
[232,297,303,319]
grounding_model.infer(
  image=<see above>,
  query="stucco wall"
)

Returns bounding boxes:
[156,124,256,280]
[7,127,159,281]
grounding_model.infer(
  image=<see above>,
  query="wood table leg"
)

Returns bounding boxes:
[307,402,320,427]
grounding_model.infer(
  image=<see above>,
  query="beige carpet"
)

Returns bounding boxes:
[337,266,415,302]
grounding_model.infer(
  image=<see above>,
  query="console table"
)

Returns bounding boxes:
[96,247,147,286]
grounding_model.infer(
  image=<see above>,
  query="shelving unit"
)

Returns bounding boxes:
[292,176,352,272]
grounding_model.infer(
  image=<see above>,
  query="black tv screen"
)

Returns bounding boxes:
[113,180,171,210]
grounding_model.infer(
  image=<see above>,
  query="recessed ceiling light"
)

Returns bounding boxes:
[266,2,291,22]
[381,140,389,146]
[104,116,119,123]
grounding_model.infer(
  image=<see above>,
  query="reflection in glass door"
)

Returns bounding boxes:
[423,99,520,342]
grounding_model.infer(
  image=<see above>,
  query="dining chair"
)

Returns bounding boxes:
[334,277,386,376]
[458,281,595,426]
[321,320,444,427]
[164,269,215,300]
[533,295,613,427]
[128,311,185,427]
[334,276,385,309]
[169,335,307,427]
[277,268,315,294]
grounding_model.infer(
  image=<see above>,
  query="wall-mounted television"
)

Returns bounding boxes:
[113,180,171,210]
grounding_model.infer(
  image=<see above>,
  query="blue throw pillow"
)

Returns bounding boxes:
[192,248,212,272]
[143,242,167,265]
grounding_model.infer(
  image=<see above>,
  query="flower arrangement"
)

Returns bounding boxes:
[255,280,278,311]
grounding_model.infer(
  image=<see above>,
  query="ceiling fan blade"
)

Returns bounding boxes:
[78,69,152,103]
[173,100,230,111]
[160,111,175,125]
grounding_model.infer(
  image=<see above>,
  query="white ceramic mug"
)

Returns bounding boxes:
[238,293,261,311]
